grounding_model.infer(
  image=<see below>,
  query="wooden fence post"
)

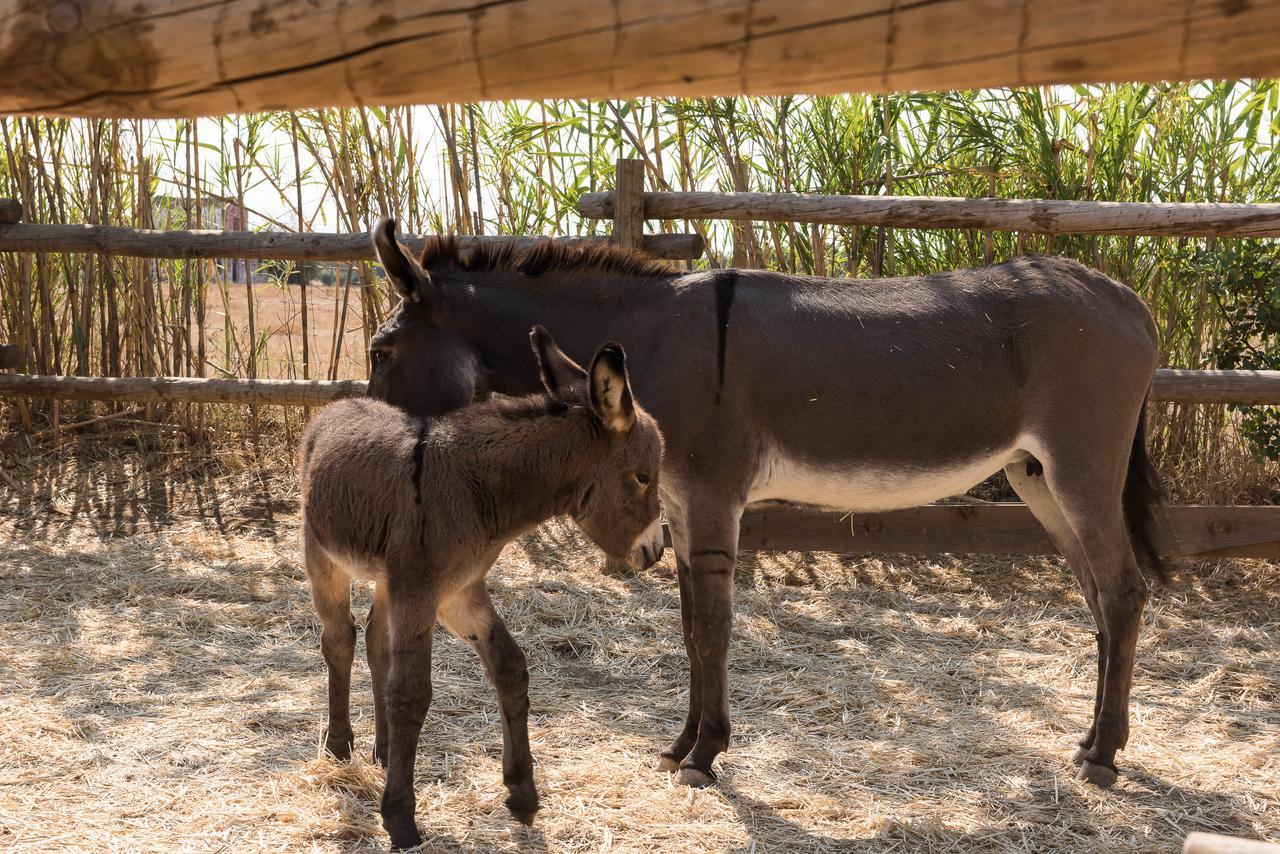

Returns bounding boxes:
[607,160,647,575]
[612,159,646,250]
[1183,832,1280,854]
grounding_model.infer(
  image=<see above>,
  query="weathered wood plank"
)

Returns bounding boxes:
[1153,369,1280,405]
[1184,832,1280,854]
[613,160,646,250]
[0,199,19,224]
[0,369,1277,406]
[0,374,366,407]
[1,1,1278,117]
[732,504,1280,559]
[0,224,702,262]
[579,191,1280,238]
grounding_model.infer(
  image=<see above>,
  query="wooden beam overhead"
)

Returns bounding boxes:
[1,1,1277,118]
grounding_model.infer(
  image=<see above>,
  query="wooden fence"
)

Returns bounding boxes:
[1,164,1278,559]
[2,1,1278,118]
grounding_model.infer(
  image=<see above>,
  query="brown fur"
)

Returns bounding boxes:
[299,330,664,850]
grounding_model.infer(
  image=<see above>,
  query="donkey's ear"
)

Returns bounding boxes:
[530,325,587,402]
[372,217,433,303]
[588,343,635,433]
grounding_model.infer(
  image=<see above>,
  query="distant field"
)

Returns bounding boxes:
[196,277,377,382]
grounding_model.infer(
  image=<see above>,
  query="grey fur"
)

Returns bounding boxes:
[369,221,1164,792]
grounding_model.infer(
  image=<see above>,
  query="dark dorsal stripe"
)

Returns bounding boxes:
[410,423,428,504]
[714,270,737,399]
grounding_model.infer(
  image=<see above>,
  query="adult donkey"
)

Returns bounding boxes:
[368,220,1166,790]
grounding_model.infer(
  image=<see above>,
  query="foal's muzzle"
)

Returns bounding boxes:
[634,519,666,569]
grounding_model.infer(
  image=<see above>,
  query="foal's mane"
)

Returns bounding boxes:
[419,235,670,279]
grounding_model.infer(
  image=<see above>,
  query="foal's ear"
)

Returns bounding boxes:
[372,217,433,303]
[588,343,635,433]
[530,325,587,402]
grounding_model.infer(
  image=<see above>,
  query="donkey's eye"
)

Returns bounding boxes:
[370,349,389,368]
[635,472,651,487]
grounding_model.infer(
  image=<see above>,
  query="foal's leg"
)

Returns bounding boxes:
[303,531,356,761]
[439,580,538,823]
[380,582,436,851]
[1044,471,1147,788]
[1005,463,1106,763]
[366,583,390,766]
[658,513,704,772]
[670,501,742,788]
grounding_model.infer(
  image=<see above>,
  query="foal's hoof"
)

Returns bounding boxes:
[387,828,424,852]
[505,783,539,825]
[674,766,716,788]
[1078,760,1119,788]
[657,754,681,773]
[1070,746,1089,766]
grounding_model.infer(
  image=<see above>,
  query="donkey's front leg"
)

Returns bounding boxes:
[366,585,391,767]
[380,585,436,851]
[440,581,538,824]
[671,503,741,788]
[304,532,356,761]
[658,513,703,771]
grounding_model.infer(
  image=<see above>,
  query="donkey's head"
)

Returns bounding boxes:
[368,219,489,416]
[530,326,665,566]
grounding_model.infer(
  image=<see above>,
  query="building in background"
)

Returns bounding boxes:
[151,196,256,282]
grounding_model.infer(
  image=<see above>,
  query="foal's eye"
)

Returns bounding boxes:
[635,472,651,487]
[370,349,389,368]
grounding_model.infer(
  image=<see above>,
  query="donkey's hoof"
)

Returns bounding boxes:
[1070,746,1089,765]
[505,786,539,825]
[387,828,424,852]
[508,807,538,826]
[323,730,354,762]
[657,754,681,773]
[1078,760,1119,788]
[674,766,716,788]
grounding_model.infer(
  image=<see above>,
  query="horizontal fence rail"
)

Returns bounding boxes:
[1,1,1278,118]
[0,369,1277,407]
[580,191,1280,237]
[0,375,365,407]
[0,220,703,261]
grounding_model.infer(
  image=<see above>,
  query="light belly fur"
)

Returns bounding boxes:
[320,543,388,583]
[748,443,1027,512]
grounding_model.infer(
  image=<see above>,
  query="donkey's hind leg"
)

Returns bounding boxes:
[439,580,538,824]
[1028,458,1148,788]
[1004,463,1106,766]
[303,530,357,761]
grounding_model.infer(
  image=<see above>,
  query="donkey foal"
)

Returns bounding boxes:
[299,328,664,850]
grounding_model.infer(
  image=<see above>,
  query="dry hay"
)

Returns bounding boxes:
[0,453,1277,852]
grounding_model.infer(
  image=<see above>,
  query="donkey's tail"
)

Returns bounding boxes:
[1123,398,1170,585]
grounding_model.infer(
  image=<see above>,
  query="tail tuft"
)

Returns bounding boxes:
[1123,402,1170,585]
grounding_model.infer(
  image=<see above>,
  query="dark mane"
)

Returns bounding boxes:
[418,235,670,279]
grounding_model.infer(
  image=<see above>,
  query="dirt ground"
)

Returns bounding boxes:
[0,446,1277,852]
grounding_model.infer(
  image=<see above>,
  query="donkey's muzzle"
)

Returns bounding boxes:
[635,520,666,569]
